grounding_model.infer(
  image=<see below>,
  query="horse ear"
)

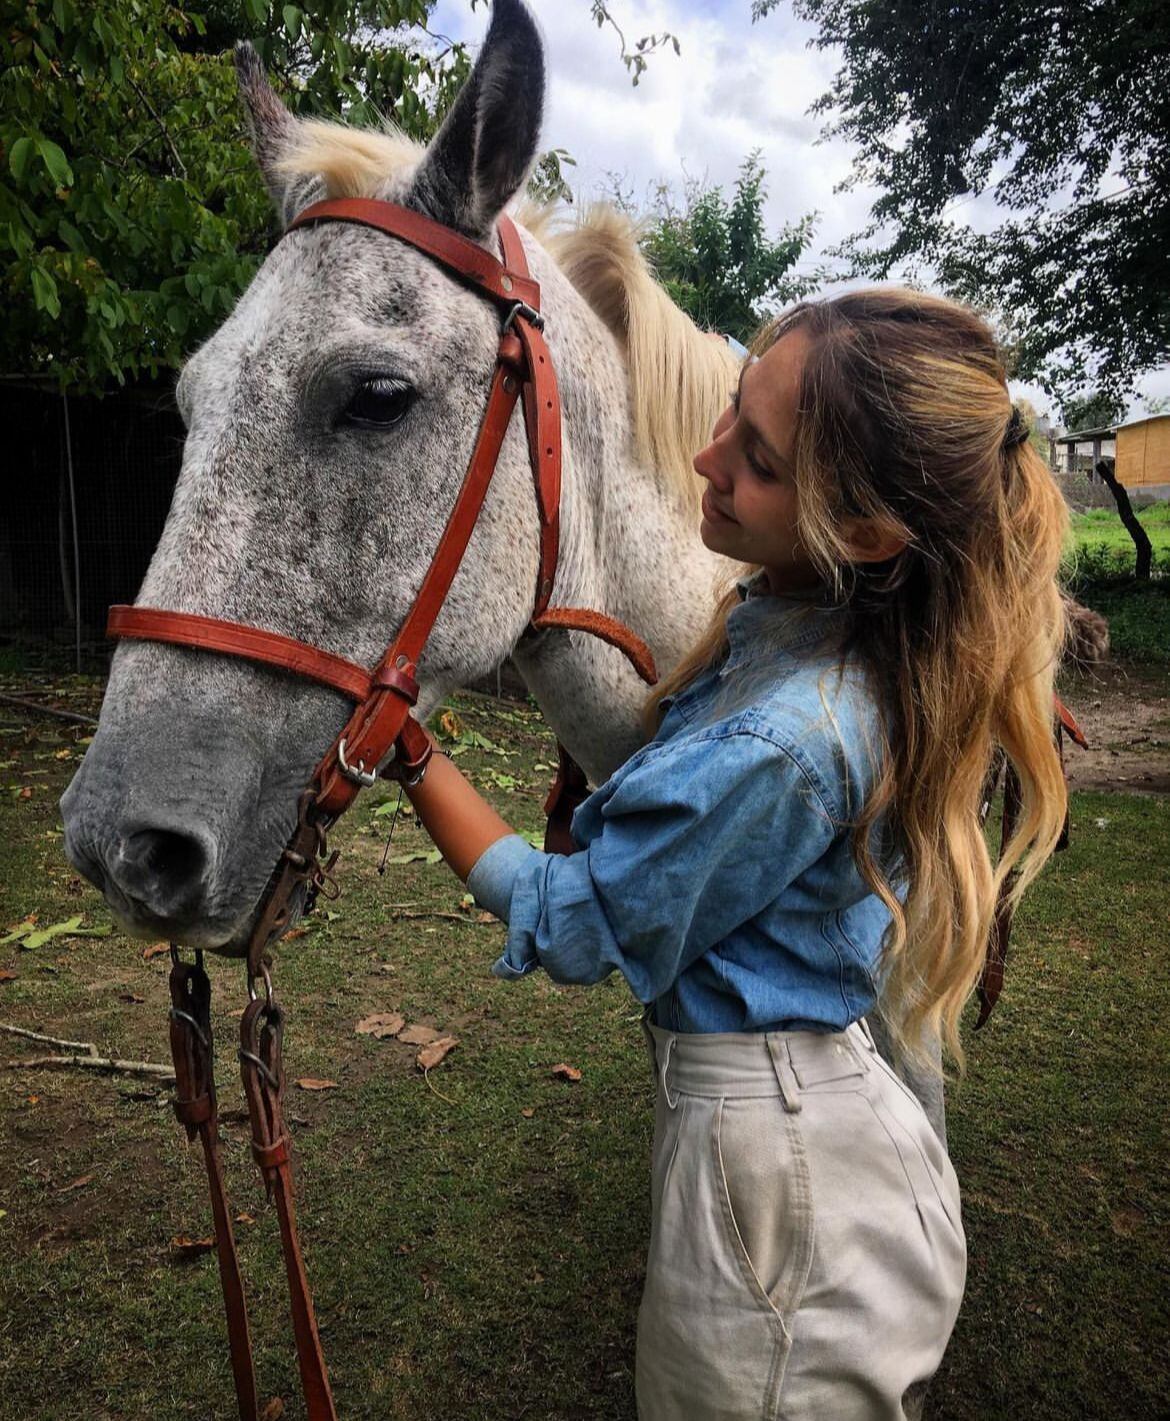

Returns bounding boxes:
[235,41,318,226]
[410,0,545,239]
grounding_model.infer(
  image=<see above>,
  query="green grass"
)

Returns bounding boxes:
[1,692,1167,1419]
[1064,507,1170,663]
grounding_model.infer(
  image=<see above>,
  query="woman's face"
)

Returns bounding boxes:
[693,329,821,594]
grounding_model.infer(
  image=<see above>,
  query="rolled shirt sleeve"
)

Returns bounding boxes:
[468,726,839,1002]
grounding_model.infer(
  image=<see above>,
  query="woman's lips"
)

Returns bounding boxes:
[701,489,737,525]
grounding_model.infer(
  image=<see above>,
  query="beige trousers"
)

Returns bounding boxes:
[635,1021,966,1420]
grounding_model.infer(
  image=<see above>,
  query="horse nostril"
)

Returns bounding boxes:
[115,826,213,920]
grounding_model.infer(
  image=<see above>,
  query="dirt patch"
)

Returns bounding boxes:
[1058,659,1170,796]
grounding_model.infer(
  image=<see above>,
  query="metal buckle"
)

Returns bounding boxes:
[502,300,544,333]
[337,737,377,788]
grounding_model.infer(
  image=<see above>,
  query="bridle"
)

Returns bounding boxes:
[102,197,1084,1418]
[107,197,657,1421]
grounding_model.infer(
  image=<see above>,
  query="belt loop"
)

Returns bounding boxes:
[658,1034,679,1110]
[766,1036,802,1114]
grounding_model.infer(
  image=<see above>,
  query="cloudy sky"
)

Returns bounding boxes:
[429,0,1168,421]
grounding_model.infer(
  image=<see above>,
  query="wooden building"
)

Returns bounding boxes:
[1056,414,1170,501]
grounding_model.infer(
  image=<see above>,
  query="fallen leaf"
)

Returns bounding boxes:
[118,992,145,1004]
[235,1211,256,1226]
[171,1235,217,1258]
[355,1011,405,1040]
[18,786,32,799]
[416,1035,458,1071]
[27,1095,40,1105]
[551,1063,582,1083]
[284,927,309,941]
[58,1173,94,1193]
[0,970,17,982]
[259,1401,285,1421]
[226,1006,247,1018]
[438,709,464,739]
[142,942,171,961]
[475,911,495,925]
[398,1024,440,1046]
[295,1078,338,1092]
[520,1107,535,1119]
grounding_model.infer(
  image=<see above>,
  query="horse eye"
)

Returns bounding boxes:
[342,377,414,429]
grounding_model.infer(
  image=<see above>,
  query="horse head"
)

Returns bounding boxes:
[61,0,558,952]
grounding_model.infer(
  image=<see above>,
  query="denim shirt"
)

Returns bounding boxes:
[467,578,894,1034]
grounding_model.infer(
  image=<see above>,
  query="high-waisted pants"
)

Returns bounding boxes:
[635,1020,966,1420]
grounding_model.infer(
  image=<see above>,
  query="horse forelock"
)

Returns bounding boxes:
[275,121,735,514]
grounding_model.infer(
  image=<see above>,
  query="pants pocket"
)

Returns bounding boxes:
[713,1096,813,1323]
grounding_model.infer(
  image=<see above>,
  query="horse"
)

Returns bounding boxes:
[60,0,944,1135]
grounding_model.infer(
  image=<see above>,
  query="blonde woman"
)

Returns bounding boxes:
[396,288,1069,1419]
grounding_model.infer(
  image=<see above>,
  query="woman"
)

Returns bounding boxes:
[394,288,1069,1419]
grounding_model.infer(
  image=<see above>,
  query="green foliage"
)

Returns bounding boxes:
[753,0,1170,405]
[1061,391,1128,434]
[2,0,469,392]
[637,153,821,344]
[1064,508,1170,664]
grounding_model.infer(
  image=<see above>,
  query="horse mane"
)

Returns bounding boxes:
[276,121,738,514]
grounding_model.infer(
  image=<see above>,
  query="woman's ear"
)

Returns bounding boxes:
[841,515,908,565]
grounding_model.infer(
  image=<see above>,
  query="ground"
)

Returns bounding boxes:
[0,659,1167,1421]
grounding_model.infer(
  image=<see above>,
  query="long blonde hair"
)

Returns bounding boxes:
[648,289,1069,1069]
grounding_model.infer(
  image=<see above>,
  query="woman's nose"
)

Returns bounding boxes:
[693,437,733,493]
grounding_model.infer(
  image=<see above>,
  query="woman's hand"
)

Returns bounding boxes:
[400,730,517,885]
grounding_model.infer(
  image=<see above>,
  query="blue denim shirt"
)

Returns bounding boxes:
[467,578,894,1033]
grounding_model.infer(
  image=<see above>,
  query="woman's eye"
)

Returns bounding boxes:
[342,378,414,429]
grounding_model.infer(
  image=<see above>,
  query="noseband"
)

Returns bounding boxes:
[107,198,658,1421]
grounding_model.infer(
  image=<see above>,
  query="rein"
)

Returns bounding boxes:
[109,199,656,1421]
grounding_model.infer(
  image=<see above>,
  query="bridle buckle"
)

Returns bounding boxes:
[337,737,377,787]
[502,299,544,333]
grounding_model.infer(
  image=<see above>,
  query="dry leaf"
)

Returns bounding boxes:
[235,1212,256,1226]
[171,1235,217,1258]
[260,1400,286,1421]
[142,942,170,961]
[551,1063,582,1083]
[416,1035,458,1071]
[475,911,495,925]
[284,927,309,941]
[27,1095,40,1105]
[0,969,17,982]
[226,1006,247,1019]
[57,1173,94,1193]
[355,1011,405,1040]
[439,709,464,739]
[398,1023,440,1046]
[18,786,32,799]
[118,992,145,1004]
[520,1108,535,1119]
[295,1078,339,1091]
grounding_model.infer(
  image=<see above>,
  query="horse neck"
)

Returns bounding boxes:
[509,243,725,783]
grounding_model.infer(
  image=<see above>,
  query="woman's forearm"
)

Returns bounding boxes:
[404,751,517,883]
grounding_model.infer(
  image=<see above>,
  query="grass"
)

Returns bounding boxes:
[1,688,1167,1419]
[1064,507,1170,664]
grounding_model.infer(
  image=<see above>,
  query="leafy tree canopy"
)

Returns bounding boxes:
[752,0,1170,406]
[2,0,469,392]
[1061,390,1128,434]
[632,152,820,344]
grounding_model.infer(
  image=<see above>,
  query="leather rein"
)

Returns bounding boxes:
[109,198,656,1421]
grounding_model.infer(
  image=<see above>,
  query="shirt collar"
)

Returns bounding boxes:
[723,571,845,675]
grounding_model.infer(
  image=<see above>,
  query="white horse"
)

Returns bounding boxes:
[60,0,943,1133]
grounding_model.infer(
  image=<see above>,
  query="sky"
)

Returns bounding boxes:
[428,0,1169,423]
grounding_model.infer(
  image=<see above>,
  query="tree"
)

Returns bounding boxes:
[634,153,821,344]
[2,0,470,392]
[752,0,1170,405]
[1061,392,1127,434]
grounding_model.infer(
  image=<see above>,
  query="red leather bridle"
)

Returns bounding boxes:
[108,198,658,1421]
